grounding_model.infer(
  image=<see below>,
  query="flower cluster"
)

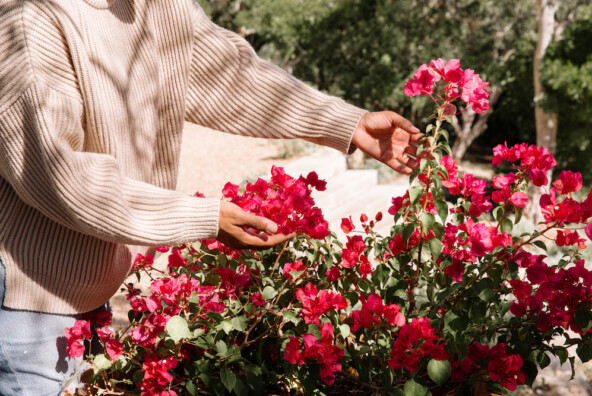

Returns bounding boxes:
[387,317,448,372]
[452,343,526,391]
[65,60,592,396]
[284,322,344,385]
[404,58,490,113]
[223,165,330,239]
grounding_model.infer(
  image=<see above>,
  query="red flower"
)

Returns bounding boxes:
[553,171,583,195]
[487,344,525,391]
[340,216,355,234]
[251,293,266,307]
[295,283,348,325]
[283,260,306,280]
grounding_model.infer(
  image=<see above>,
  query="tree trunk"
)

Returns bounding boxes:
[525,0,559,222]
[450,86,502,161]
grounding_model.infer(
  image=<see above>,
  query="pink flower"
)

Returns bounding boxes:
[251,293,266,307]
[326,265,341,282]
[553,171,583,195]
[284,337,303,365]
[295,283,348,325]
[283,260,306,280]
[64,320,91,358]
[106,339,124,360]
[460,69,490,113]
[141,354,178,392]
[487,344,525,391]
[404,64,441,97]
[510,192,529,208]
[340,216,355,234]
[586,224,592,241]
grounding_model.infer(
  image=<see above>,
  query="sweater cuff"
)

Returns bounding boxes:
[177,197,220,242]
[308,103,367,155]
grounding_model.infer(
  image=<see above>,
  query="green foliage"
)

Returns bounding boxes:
[542,3,592,182]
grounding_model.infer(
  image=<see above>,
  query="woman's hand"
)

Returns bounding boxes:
[352,111,423,174]
[217,200,295,249]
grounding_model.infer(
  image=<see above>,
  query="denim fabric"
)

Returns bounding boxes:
[0,258,83,396]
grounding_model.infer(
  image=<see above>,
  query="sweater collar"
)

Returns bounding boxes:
[82,0,117,9]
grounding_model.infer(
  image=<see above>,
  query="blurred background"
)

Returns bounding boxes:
[194,0,592,184]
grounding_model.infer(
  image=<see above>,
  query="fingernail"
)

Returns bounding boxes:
[266,222,278,234]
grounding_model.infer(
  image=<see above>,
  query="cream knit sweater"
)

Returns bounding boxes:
[0,0,366,313]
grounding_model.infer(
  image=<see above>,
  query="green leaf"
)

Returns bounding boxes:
[339,324,350,338]
[166,315,192,343]
[221,367,237,392]
[233,378,248,396]
[217,320,233,335]
[409,186,424,205]
[475,278,495,301]
[428,238,443,260]
[231,316,248,332]
[186,380,198,396]
[281,310,300,324]
[427,359,451,386]
[216,340,228,356]
[93,354,112,372]
[501,218,513,233]
[419,158,429,173]
[402,223,416,245]
[533,240,548,251]
[262,286,277,300]
[421,212,436,234]
[537,351,551,369]
[432,174,443,191]
[556,348,568,364]
[434,200,449,224]
[404,378,428,396]
[577,341,592,363]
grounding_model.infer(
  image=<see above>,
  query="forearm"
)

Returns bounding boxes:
[184,3,367,154]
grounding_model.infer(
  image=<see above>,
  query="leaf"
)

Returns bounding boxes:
[231,316,248,332]
[216,340,228,356]
[434,200,449,224]
[501,218,513,233]
[186,380,198,396]
[339,324,350,338]
[577,341,592,363]
[166,315,191,343]
[93,354,112,372]
[427,359,451,386]
[217,320,233,335]
[428,238,443,260]
[537,351,551,369]
[421,212,436,234]
[533,240,548,251]
[281,310,300,324]
[233,378,248,396]
[221,367,237,392]
[402,223,416,245]
[404,378,428,396]
[262,286,278,300]
[409,186,424,205]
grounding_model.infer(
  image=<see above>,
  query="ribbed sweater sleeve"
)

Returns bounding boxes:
[184,3,367,154]
[0,3,220,247]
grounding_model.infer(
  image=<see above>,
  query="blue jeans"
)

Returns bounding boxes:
[0,258,93,396]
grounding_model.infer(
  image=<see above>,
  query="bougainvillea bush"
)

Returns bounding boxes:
[67,60,592,396]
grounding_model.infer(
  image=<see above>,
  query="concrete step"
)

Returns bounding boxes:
[313,169,378,208]
[283,147,347,181]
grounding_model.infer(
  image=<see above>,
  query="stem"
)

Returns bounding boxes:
[269,240,290,278]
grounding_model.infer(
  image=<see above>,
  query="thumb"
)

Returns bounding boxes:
[387,112,421,134]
